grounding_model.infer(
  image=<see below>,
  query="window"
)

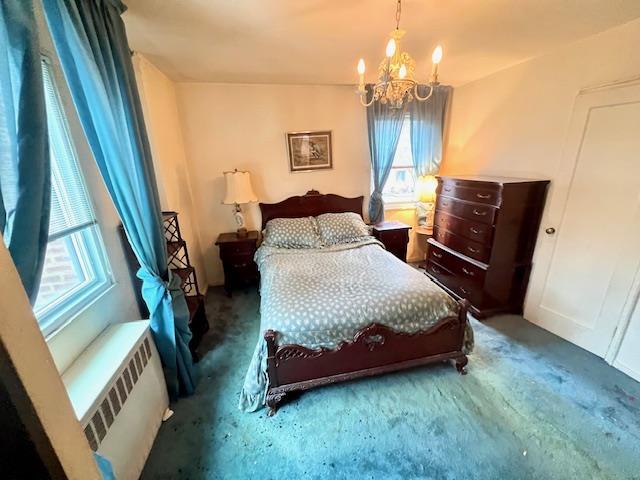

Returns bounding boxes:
[34,58,112,336]
[382,114,416,204]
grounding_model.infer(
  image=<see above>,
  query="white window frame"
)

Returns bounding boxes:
[382,113,417,209]
[35,55,114,338]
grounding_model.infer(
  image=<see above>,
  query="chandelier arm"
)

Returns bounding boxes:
[414,83,434,102]
[359,92,376,107]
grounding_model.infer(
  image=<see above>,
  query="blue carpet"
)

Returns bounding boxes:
[142,287,640,480]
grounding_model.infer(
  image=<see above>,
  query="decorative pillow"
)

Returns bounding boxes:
[316,212,370,245]
[262,216,323,249]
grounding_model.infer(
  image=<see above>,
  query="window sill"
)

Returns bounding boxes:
[384,201,417,211]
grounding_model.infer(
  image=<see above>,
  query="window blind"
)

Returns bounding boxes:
[42,59,96,240]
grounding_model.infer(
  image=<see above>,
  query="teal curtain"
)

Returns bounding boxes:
[365,85,406,224]
[0,0,50,304]
[409,85,451,177]
[42,0,195,397]
[94,453,115,480]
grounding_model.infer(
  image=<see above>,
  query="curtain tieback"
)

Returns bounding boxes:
[136,266,181,311]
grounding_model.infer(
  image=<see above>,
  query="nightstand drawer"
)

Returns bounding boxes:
[378,229,409,244]
[223,254,254,269]
[219,242,256,256]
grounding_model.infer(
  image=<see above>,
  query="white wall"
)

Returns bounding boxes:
[444,18,640,179]
[176,83,373,285]
[0,239,100,479]
[134,54,208,291]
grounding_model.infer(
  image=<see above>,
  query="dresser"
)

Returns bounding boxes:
[425,175,549,318]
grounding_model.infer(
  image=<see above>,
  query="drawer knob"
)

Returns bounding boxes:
[433,251,442,258]
[470,227,480,234]
[429,266,441,274]
[462,267,474,276]
[545,227,556,235]
[476,193,491,199]
[467,246,479,254]
[473,209,487,216]
[444,186,452,192]
[459,286,469,295]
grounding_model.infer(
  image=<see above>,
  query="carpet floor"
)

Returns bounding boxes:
[142,287,640,480]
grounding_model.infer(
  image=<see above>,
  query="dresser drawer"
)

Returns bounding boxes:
[425,259,484,306]
[434,212,493,245]
[223,253,255,269]
[433,227,491,263]
[436,196,496,225]
[428,243,487,285]
[439,180,501,207]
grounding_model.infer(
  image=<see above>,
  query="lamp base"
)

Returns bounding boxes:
[233,205,247,237]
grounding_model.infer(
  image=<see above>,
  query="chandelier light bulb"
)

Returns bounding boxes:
[385,38,396,58]
[399,64,407,79]
[432,45,443,64]
[357,58,366,75]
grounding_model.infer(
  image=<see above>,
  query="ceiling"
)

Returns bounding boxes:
[123,0,640,86]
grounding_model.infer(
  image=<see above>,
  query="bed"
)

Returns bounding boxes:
[240,190,473,415]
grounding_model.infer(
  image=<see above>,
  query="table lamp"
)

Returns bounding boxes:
[223,169,258,237]
[415,175,438,228]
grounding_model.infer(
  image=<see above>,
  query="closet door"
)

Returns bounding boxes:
[524,82,640,359]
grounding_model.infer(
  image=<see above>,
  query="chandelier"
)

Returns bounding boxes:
[356,0,443,108]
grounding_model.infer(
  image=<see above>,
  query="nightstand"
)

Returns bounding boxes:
[372,220,411,262]
[414,225,433,270]
[215,231,260,296]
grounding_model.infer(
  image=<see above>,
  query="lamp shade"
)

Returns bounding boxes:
[223,170,258,205]
[416,175,438,203]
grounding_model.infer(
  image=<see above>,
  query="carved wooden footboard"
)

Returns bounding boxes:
[264,299,470,415]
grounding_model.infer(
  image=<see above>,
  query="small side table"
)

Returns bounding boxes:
[215,231,260,296]
[372,220,411,262]
[415,226,434,270]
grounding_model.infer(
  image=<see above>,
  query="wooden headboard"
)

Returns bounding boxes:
[259,190,364,229]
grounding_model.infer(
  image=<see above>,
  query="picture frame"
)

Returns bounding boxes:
[286,130,333,172]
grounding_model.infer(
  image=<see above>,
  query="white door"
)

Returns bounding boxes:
[525,81,640,359]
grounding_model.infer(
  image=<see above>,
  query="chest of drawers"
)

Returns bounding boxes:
[425,175,549,318]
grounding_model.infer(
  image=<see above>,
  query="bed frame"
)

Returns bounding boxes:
[259,190,470,415]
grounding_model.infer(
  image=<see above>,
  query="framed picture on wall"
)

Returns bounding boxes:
[286,130,333,172]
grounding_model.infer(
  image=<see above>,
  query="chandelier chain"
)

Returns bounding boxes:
[395,0,402,29]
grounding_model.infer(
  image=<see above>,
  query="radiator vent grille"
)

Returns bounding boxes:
[83,333,153,451]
